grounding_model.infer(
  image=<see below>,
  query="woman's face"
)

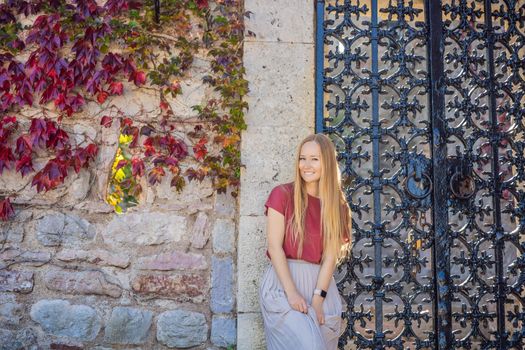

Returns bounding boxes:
[299,141,322,184]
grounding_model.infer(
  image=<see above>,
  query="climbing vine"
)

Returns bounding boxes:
[0,0,248,219]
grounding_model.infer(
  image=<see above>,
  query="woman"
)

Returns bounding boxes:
[259,133,351,350]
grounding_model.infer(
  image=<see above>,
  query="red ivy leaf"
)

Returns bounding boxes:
[115,159,128,171]
[31,159,68,192]
[0,197,15,221]
[121,117,133,127]
[109,81,123,95]
[0,145,15,174]
[71,143,98,173]
[148,166,165,185]
[97,91,108,104]
[46,128,69,150]
[131,70,146,86]
[15,135,32,156]
[186,167,206,182]
[196,0,209,10]
[100,116,112,128]
[16,154,34,177]
[193,137,207,161]
[131,157,144,177]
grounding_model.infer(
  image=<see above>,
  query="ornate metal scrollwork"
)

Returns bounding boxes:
[317,0,525,349]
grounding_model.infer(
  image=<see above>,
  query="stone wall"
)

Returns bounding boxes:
[238,1,316,348]
[0,61,238,350]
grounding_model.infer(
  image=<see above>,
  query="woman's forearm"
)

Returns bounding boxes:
[315,254,337,294]
[268,246,298,295]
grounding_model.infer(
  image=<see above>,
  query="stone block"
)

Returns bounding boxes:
[239,128,312,217]
[0,270,33,293]
[0,222,24,245]
[104,212,186,246]
[156,309,208,348]
[0,327,38,350]
[0,294,22,326]
[237,313,266,350]
[190,212,209,249]
[55,249,130,268]
[237,216,268,313]
[211,256,234,313]
[44,269,122,298]
[0,249,51,269]
[212,219,236,254]
[137,251,207,271]
[132,274,207,302]
[36,212,95,247]
[211,316,236,348]
[214,191,236,217]
[243,41,315,128]
[30,300,101,341]
[104,307,153,345]
[244,0,314,43]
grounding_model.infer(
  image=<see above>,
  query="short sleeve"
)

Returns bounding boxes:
[264,185,288,216]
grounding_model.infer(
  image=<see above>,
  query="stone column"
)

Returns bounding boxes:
[238,1,315,348]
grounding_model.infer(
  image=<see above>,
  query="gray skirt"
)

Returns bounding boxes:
[259,259,345,350]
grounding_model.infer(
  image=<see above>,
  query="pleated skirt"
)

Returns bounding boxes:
[259,259,344,350]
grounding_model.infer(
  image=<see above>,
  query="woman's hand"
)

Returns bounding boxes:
[286,290,308,314]
[312,294,325,325]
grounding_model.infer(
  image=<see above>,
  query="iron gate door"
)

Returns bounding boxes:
[315,0,525,349]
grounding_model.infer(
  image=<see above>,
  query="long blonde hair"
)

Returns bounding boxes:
[291,134,351,262]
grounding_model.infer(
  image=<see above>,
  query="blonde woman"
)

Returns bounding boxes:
[259,133,351,350]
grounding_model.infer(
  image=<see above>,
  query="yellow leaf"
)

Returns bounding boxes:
[119,133,133,144]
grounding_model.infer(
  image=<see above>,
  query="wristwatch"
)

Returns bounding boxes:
[313,288,327,298]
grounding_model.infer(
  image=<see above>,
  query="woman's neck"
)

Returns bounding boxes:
[305,182,319,198]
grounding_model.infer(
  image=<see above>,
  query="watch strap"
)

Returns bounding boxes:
[313,288,327,298]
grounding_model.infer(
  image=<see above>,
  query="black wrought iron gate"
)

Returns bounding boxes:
[315,1,525,349]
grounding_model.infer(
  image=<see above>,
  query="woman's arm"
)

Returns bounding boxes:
[266,207,308,314]
[311,252,337,324]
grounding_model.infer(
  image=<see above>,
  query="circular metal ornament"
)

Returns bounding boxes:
[449,172,476,199]
[403,172,433,199]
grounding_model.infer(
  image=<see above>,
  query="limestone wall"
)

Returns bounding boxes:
[238,1,316,348]
[0,62,238,350]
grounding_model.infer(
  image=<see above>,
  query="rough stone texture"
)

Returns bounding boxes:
[137,251,207,271]
[190,212,209,249]
[131,274,206,302]
[167,57,210,117]
[237,216,268,313]
[237,313,266,350]
[0,249,51,269]
[0,222,24,245]
[211,316,236,348]
[0,270,33,293]
[156,310,208,348]
[156,174,214,202]
[36,212,95,246]
[0,327,39,350]
[30,300,101,341]
[104,212,186,246]
[212,219,235,254]
[55,249,130,268]
[104,307,153,345]
[0,294,22,326]
[211,256,234,313]
[44,269,122,298]
[240,126,309,216]
[244,0,314,43]
[214,191,236,217]
[243,42,315,130]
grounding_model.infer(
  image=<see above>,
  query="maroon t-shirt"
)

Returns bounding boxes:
[264,182,324,264]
